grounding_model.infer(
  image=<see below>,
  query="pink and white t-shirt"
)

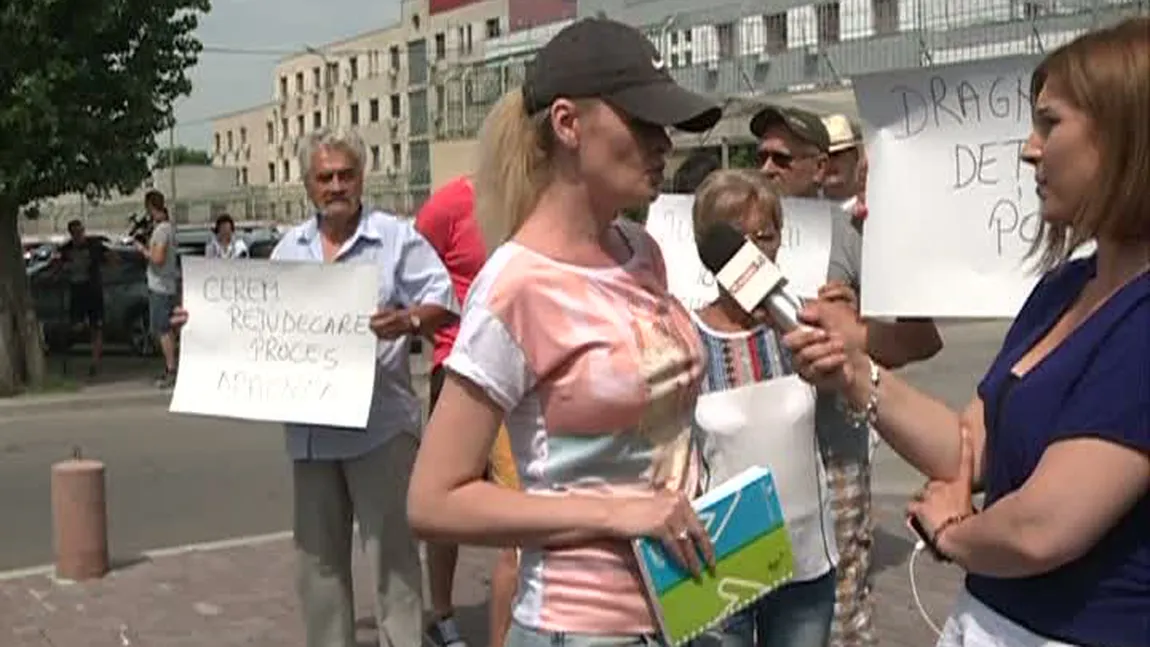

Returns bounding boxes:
[444,219,704,635]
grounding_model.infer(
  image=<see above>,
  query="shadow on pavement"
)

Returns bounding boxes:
[872,525,916,576]
[353,600,489,647]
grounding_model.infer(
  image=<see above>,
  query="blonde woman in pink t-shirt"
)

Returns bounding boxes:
[408,17,724,647]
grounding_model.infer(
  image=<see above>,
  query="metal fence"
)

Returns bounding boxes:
[433,0,1148,140]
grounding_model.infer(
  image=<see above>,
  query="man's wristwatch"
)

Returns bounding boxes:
[407,311,421,335]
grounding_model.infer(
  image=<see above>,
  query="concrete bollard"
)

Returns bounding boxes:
[50,450,109,581]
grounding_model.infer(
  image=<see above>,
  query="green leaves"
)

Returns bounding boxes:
[0,0,211,211]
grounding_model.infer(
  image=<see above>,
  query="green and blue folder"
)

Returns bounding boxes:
[633,466,795,646]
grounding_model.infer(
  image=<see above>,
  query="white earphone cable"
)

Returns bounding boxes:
[908,540,944,637]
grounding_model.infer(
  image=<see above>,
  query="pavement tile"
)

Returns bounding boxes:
[2,495,962,647]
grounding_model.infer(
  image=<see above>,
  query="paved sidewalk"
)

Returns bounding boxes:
[0,496,962,647]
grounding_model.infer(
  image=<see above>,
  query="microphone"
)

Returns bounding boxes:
[697,222,806,332]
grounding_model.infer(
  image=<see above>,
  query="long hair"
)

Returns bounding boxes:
[1028,17,1150,271]
[473,89,554,253]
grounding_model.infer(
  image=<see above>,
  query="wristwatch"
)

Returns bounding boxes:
[407,311,422,335]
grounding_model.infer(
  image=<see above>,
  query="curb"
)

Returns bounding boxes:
[0,388,173,417]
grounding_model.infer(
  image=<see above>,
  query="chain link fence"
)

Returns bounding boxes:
[433,0,1147,140]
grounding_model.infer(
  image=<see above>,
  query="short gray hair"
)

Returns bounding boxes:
[297,127,367,179]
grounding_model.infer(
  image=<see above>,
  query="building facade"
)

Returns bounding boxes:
[209,0,575,219]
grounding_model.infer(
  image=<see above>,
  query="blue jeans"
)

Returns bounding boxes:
[690,569,836,647]
[505,621,664,646]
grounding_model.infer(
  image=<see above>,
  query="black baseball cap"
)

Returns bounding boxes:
[523,18,722,133]
[749,105,831,153]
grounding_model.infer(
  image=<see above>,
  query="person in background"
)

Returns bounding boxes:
[136,189,179,388]
[688,169,839,647]
[786,18,1150,647]
[820,115,867,233]
[205,213,249,259]
[407,17,723,647]
[54,219,115,377]
[672,149,723,194]
[175,127,458,647]
[414,176,519,647]
[750,104,942,647]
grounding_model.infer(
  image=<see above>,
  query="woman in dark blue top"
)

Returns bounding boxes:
[783,17,1150,647]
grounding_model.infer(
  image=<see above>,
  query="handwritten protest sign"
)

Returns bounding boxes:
[644,194,835,310]
[853,55,1045,318]
[169,257,380,428]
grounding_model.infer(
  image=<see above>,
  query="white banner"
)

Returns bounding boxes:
[170,257,380,428]
[853,55,1045,318]
[644,194,835,310]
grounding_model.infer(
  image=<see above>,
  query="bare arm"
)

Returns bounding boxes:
[407,372,617,547]
[865,318,943,369]
[841,352,986,482]
[407,304,456,339]
[938,437,1150,578]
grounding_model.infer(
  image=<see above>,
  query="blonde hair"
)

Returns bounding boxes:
[473,89,555,253]
[691,168,784,241]
[1028,17,1150,271]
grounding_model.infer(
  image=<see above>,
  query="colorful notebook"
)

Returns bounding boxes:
[632,466,795,646]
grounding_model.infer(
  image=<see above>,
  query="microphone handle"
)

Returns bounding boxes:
[765,291,805,333]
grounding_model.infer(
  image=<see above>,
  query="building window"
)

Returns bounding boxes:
[390,95,401,119]
[241,168,248,185]
[817,2,841,44]
[239,127,247,145]
[389,46,400,71]
[873,0,899,35]
[458,25,473,54]
[283,160,290,182]
[296,115,304,135]
[312,66,321,90]
[765,13,788,53]
[671,52,680,67]
[326,62,339,87]
[268,163,276,183]
[485,18,501,39]
[391,143,401,168]
[435,33,446,59]
[716,22,735,59]
[313,111,321,128]
[350,103,360,125]
[279,76,288,98]
[281,118,288,141]
[295,72,304,93]
[371,145,381,171]
[684,50,693,66]
[349,57,359,80]
[369,98,380,122]
[214,133,220,152]
[227,131,233,150]
[266,121,274,144]
[1020,0,1044,19]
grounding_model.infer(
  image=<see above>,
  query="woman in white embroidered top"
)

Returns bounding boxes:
[407,17,728,647]
[687,169,838,647]
[205,214,249,259]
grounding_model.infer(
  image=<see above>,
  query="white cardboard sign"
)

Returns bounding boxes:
[853,55,1045,318]
[169,257,380,428]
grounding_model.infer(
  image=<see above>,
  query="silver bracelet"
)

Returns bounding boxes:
[842,357,880,428]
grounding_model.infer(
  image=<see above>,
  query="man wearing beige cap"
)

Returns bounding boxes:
[822,115,866,202]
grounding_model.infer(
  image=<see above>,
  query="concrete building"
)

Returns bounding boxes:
[209,0,575,217]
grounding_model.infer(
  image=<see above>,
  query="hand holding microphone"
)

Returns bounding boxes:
[697,221,857,393]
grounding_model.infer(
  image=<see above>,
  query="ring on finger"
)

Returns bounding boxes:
[675,529,690,541]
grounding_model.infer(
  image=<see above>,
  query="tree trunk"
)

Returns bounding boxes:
[0,210,46,396]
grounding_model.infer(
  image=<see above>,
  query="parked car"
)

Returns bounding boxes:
[27,242,156,356]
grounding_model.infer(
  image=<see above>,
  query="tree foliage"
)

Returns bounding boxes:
[0,0,210,212]
[154,145,213,168]
[0,0,209,395]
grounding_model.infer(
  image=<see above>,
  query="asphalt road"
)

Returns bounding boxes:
[0,321,1008,572]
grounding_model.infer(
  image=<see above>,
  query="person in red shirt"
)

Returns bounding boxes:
[414,176,518,647]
